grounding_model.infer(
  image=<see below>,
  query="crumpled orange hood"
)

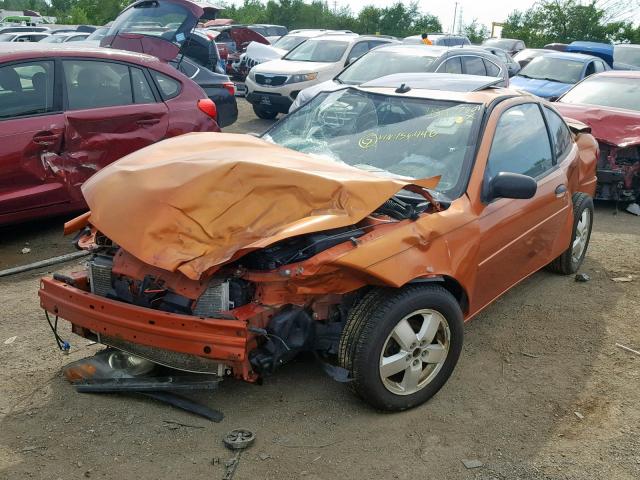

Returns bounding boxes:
[81,133,438,280]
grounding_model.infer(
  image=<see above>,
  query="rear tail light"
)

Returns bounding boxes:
[223,82,235,96]
[198,98,217,120]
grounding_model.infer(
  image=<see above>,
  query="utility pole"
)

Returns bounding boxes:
[451,2,458,34]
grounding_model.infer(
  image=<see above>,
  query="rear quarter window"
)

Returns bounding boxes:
[150,70,182,100]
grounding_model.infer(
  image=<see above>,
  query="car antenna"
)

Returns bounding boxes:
[395,83,411,93]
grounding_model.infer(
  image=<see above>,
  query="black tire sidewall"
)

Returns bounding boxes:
[252,104,277,119]
[353,287,464,411]
[569,194,594,272]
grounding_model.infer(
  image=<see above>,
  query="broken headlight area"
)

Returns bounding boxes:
[597,143,640,201]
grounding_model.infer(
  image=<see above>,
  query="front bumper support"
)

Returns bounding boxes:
[39,278,251,374]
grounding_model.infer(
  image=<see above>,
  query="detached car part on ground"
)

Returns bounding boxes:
[40,75,598,411]
[554,71,640,203]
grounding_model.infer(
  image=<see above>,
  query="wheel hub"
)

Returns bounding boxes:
[379,309,451,396]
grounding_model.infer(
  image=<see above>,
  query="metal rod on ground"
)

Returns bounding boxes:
[616,343,640,356]
[0,251,90,278]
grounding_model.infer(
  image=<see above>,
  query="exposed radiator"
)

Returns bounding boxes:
[193,281,230,317]
[88,255,114,297]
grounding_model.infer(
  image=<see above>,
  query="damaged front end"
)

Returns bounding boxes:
[40,198,436,383]
[596,142,640,202]
[39,133,443,383]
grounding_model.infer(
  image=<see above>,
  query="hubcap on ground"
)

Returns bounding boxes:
[572,209,591,263]
[379,309,450,396]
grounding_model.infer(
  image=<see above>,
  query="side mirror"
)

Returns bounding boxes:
[486,172,537,201]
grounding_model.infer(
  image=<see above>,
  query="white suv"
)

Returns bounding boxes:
[245,34,397,119]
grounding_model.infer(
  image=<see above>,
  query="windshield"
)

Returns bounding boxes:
[484,39,516,50]
[513,49,544,62]
[614,45,640,67]
[338,50,436,85]
[106,1,191,43]
[40,35,66,43]
[0,33,16,41]
[264,88,482,199]
[86,27,109,41]
[560,76,640,111]
[519,56,584,83]
[273,35,306,51]
[285,39,349,63]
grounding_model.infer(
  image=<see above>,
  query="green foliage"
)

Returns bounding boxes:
[501,0,640,47]
[463,19,490,44]
[222,0,441,37]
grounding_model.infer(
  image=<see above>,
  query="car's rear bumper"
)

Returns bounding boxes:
[39,277,256,378]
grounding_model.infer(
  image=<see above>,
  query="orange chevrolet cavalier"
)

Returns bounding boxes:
[40,74,598,411]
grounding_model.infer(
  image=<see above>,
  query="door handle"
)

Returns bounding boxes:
[555,184,567,197]
[33,132,60,146]
[136,118,160,126]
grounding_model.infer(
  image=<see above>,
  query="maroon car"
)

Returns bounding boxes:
[554,71,640,203]
[0,43,220,226]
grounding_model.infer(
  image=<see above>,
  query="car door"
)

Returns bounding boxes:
[470,101,574,311]
[0,59,69,218]
[59,59,169,198]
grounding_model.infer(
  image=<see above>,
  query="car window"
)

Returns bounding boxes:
[150,70,181,99]
[64,60,139,110]
[495,50,509,62]
[265,88,484,200]
[559,76,640,111]
[171,58,198,78]
[337,50,436,85]
[368,40,388,49]
[0,61,54,119]
[544,107,572,161]
[130,68,155,104]
[484,59,501,77]
[462,56,486,76]
[585,62,596,76]
[347,42,369,64]
[67,35,86,42]
[439,57,462,74]
[285,39,349,63]
[487,103,553,179]
[594,61,605,72]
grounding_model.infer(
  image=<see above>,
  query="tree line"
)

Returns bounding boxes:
[1,0,639,44]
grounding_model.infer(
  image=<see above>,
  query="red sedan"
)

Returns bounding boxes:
[0,43,220,226]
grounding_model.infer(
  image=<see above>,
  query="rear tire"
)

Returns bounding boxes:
[339,285,464,411]
[547,192,594,274]
[252,104,278,120]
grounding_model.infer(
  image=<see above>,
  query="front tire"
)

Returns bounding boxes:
[547,192,594,274]
[339,286,464,411]
[252,104,278,120]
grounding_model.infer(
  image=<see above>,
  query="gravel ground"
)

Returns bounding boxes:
[1,98,639,479]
